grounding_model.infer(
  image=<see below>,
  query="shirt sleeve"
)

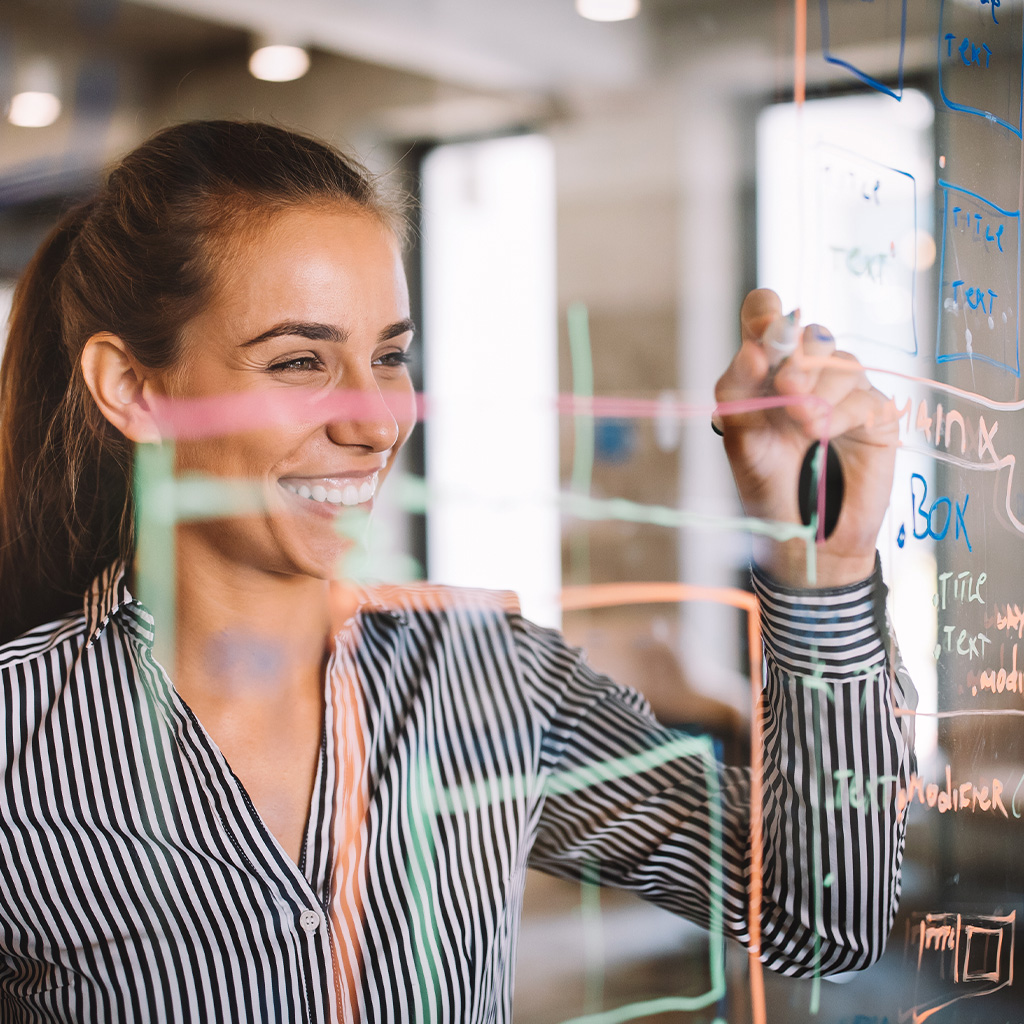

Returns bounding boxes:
[523,561,917,978]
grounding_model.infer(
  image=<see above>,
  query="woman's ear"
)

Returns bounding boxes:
[80,333,163,444]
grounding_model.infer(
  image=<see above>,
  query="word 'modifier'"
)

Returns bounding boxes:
[896,765,1009,819]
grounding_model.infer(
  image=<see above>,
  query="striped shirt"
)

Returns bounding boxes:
[0,562,914,1023]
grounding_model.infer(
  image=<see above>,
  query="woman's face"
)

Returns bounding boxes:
[158,203,415,582]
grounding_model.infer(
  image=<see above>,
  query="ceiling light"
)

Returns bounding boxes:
[8,91,62,127]
[575,0,641,21]
[248,44,310,82]
[7,58,62,128]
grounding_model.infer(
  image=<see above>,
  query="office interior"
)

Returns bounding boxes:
[1,0,1019,1021]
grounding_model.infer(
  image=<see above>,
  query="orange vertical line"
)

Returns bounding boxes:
[747,601,766,1024]
[794,0,808,106]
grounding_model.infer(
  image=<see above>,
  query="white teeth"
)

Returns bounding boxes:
[283,473,378,507]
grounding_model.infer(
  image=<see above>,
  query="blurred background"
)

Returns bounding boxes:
[2,1,1020,1021]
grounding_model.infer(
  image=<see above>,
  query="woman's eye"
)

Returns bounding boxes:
[376,351,412,369]
[268,355,324,372]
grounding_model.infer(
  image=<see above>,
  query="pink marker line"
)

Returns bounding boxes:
[149,390,428,441]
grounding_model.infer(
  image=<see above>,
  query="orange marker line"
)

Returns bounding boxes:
[559,582,757,614]
[795,0,808,106]
[559,581,766,1024]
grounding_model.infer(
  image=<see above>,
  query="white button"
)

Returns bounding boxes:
[299,909,321,933]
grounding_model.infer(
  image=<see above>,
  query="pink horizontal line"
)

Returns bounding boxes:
[148,390,829,439]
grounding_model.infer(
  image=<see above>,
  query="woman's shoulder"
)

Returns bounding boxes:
[1,562,131,673]
[0,611,88,671]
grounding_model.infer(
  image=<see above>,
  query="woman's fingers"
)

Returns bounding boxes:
[773,323,838,395]
[715,290,790,428]
[773,326,888,437]
[719,299,897,448]
[740,288,784,344]
[818,385,900,444]
[713,338,775,432]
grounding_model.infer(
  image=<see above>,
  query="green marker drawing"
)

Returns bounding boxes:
[568,302,595,584]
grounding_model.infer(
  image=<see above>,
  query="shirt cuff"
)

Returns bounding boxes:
[750,555,889,682]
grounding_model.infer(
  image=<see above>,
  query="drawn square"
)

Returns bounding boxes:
[938,0,1023,136]
[821,0,907,100]
[936,181,1021,377]
[812,144,919,355]
[963,925,1004,983]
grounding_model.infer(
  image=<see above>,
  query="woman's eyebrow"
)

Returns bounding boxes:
[240,318,416,347]
[241,321,348,347]
[381,318,417,341]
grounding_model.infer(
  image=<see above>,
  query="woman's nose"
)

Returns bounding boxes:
[324,374,400,452]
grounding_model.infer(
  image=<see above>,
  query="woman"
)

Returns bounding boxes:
[0,121,913,1023]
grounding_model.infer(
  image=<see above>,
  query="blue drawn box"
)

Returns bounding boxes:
[936,181,1021,377]
[812,143,919,356]
[938,0,1023,136]
[821,0,907,100]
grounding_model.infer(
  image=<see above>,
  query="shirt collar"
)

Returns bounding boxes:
[83,561,136,648]
[83,563,415,651]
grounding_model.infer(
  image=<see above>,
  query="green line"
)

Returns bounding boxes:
[557,990,723,1024]
[131,466,819,565]
[545,735,711,799]
[434,734,710,817]
[809,686,824,1015]
[568,302,595,584]
[332,507,372,582]
[398,472,816,546]
[424,732,728,1024]
[568,302,595,497]
[581,860,604,1015]
[703,737,727,999]
[559,491,813,544]
[134,444,177,673]
[406,754,443,1021]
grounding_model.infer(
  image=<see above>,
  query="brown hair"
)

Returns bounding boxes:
[0,120,404,642]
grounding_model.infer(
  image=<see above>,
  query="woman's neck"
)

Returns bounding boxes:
[151,548,337,710]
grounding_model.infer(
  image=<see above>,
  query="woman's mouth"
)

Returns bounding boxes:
[279,472,378,507]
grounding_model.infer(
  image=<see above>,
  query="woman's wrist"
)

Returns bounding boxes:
[753,536,877,590]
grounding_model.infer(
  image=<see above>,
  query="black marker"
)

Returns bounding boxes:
[764,311,844,540]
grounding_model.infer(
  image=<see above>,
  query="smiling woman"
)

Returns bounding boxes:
[0,121,408,640]
[0,121,915,1024]
[84,205,417,585]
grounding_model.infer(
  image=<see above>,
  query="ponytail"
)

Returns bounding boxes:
[0,202,133,642]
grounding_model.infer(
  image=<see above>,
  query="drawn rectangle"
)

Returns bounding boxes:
[812,144,918,355]
[963,925,1003,982]
[936,181,1021,377]
[905,910,1015,1020]
[938,0,1023,136]
[821,0,907,99]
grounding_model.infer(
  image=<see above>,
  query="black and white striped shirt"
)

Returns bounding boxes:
[0,562,914,1023]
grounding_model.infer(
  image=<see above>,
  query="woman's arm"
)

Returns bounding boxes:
[523,565,915,974]
[527,289,912,971]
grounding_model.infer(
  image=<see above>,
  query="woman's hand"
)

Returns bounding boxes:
[714,288,900,589]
